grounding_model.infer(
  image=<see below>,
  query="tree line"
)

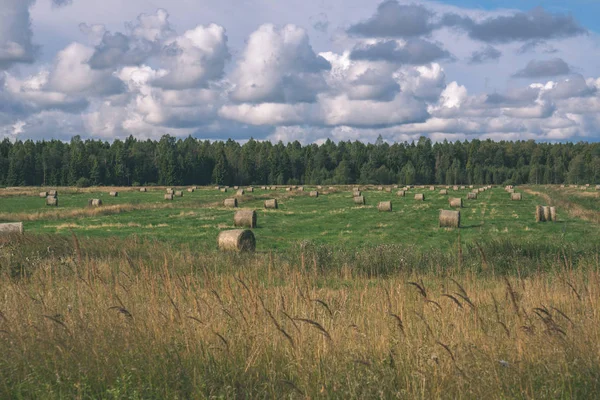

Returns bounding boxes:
[0,135,598,187]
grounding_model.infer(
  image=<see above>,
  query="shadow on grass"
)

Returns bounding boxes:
[460,223,485,229]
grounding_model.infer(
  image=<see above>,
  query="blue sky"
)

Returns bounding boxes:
[2,0,600,143]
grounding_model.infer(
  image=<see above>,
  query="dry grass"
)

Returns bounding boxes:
[0,240,599,398]
[523,186,600,224]
[0,202,177,222]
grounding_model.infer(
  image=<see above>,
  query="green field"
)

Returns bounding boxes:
[1,185,598,252]
[1,185,600,398]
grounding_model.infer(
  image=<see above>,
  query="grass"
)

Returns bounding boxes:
[0,236,599,399]
[1,184,599,398]
[1,185,599,252]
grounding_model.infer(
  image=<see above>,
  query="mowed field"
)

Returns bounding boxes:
[1,184,600,398]
[1,185,598,251]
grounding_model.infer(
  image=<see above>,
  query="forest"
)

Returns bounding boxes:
[0,135,599,187]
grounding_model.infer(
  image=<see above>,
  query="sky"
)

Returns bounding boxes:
[1,0,600,144]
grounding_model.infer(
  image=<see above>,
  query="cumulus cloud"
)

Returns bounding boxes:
[462,7,586,43]
[230,24,331,104]
[516,40,558,55]
[0,0,36,70]
[469,46,501,64]
[1,1,600,142]
[321,51,400,101]
[350,39,452,65]
[152,24,229,90]
[88,9,175,70]
[347,2,435,38]
[348,2,585,45]
[545,75,595,100]
[513,58,571,78]
[48,43,124,95]
[3,70,89,113]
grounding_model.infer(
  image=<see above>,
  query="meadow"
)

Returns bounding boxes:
[0,185,598,251]
[0,184,599,398]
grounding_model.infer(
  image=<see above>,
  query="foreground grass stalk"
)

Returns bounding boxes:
[0,237,599,398]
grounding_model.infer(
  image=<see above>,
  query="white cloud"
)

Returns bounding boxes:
[152,24,229,90]
[47,42,123,95]
[0,0,36,70]
[230,24,331,104]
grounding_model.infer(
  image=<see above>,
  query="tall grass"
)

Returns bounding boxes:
[0,236,599,398]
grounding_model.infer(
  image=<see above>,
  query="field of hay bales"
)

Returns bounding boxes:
[1,184,600,398]
[1,185,599,250]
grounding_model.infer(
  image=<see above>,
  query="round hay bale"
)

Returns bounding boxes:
[264,199,278,209]
[140,188,147,192]
[261,186,267,190]
[234,210,257,228]
[478,188,485,193]
[215,186,221,190]
[453,186,459,191]
[46,196,58,206]
[507,188,515,194]
[286,187,292,192]
[535,205,545,222]
[467,192,477,200]
[39,191,48,198]
[429,186,435,191]
[511,193,522,201]
[187,188,195,192]
[48,190,58,198]
[0,222,24,234]
[378,201,392,212]
[449,198,463,208]
[89,199,103,207]
[217,229,256,252]
[469,185,474,189]
[224,198,238,208]
[550,206,557,222]
[233,186,239,190]
[543,206,551,222]
[439,189,448,195]
[414,193,425,201]
[317,185,323,189]
[460,186,465,189]
[385,187,392,192]
[353,195,365,205]
[175,191,183,197]
[0,222,24,235]
[236,189,245,196]
[220,188,228,192]
[109,191,118,197]
[297,187,304,192]
[353,187,360,191]
[377,186,383,191]
[439,210,460,228]
[247,187,254,192]
[309,191,319,198]
[164,194,173,200]
[166,189,174,195]
[396,190,406,197]
[560,185,566,188]
[352,190,361,197]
